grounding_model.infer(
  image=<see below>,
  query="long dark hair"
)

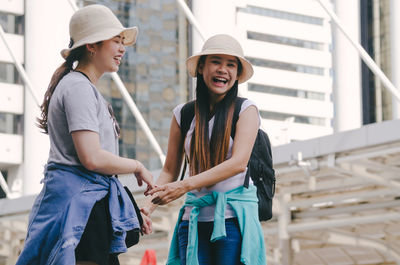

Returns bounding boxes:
[189,55,242,175]
[37,46,87,133]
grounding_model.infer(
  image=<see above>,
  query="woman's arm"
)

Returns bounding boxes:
[150,105,259,205]
[71,130,154,190]
[142,116,185,215]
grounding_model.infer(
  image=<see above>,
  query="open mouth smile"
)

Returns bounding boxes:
[212,77,228,84]
[114,56,122,65]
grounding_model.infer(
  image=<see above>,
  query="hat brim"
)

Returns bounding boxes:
[186,50,253,84]
[61,26,138,59]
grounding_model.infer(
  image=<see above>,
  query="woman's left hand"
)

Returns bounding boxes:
[134,162,155,196]
[140,212,153,235]
[149,181,188,205]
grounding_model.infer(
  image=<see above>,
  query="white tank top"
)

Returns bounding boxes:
[173,99,260,221]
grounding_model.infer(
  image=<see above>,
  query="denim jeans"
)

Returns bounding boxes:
[178,218,243,265]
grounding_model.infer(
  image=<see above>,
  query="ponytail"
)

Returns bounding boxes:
[37,46,86,133]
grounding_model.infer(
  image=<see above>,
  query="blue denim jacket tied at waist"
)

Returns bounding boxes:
[167,185,267,265]
[16,163,140,265]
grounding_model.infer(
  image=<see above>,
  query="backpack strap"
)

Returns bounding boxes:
[232,98,252,188]
[179,101,195,181]
[180,101,195,137]
[231,97,247,139]
[179,98,247,181]
[231,97,253,188]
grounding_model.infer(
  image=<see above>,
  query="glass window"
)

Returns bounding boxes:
[0,12,24,35]
[247,31,324,50]
[238,5,323,26]
[0,113,23,134]
[0,171,7,199]
[260,110,326,126]
[247,57,324,75]
[78,0,183,170]
[248,83,325,100]
[0,62,23,84]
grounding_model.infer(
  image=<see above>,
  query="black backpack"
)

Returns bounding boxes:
[179,97,276,221]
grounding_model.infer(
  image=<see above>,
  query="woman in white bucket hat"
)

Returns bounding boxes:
[142,34,267,265]
[16,5,154,265]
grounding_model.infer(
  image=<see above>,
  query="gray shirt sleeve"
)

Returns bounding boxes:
[63,80,100,133]
[47,72,118,166]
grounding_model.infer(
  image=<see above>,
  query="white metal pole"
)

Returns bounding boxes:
[327,231,400,264]
[263,212,400,235]
[287,188,400,208]
[0,26,41,107]
[67,0,78,10]
[373,0,383,122]
[287,212,400,232]
[0,172,11,198]
[331,0,362,132]
[110,73,166,163]
[175,0,207,41]
[338,163,400,189]
[294,199,400,218]
[277,145,400,175]
[390,0,400,119]
[22,0,72,195]
[278,194,292,265]
[316,0,400,103]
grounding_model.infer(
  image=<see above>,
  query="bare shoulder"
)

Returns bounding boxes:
[239,105,258,120]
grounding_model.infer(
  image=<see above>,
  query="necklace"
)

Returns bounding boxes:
[74,70,92,83]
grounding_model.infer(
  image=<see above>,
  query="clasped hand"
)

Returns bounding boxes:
[148,181,188,205]
[133,162,155,196]
[132,162,155,234]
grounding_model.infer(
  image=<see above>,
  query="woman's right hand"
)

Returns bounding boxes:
[140,211,153,235]
[134,161,155,196]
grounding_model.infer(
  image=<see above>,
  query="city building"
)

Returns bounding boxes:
[0,0,188,200]
[0,0,74,198]
[192,0,334,145]
[79,0,188,171]
[360,0,400,123]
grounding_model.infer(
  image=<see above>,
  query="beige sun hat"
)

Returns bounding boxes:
[186,34,254,84]
[60,4,138,59]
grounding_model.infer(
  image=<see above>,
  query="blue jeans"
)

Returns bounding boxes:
[178,218,243,265]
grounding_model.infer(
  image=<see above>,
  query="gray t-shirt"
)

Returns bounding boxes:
[47,71,119,166]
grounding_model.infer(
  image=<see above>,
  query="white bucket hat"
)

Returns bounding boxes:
[60,4,138,59]
[186,34,254,84]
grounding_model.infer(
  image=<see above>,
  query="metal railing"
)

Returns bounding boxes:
[4,0,396,166]
[0,26,41,107]
[0,1,166,165]
[175,0,206,41]
[176,0,400,104]
[315,0,400,102]
[2,0,400,191]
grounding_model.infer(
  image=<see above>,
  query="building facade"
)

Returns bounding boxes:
[78,0,188,170]
[360,0,400,124]
[0,0,72,198]
[192,0,334,145]
[0,1,25,198]
[0,0,188,198]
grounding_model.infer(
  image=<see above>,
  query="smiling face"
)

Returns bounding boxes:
[93,34,126,73]
[198,54,240,103]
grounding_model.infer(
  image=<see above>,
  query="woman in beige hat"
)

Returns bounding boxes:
[16,5,154,265]
[143,34,267,265]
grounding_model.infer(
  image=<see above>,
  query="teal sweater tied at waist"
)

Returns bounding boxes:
[167,185,267,265]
